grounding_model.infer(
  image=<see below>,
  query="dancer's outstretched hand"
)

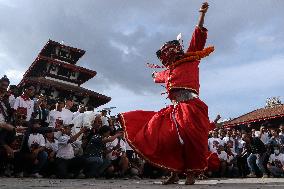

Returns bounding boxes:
[199,2,209,13]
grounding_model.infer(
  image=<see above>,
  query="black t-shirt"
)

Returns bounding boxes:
[249,137,266,154]
[84,135,105,158]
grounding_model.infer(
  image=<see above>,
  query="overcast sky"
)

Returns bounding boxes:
[0,0,284,120]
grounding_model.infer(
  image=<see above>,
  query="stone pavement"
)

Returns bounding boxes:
[1,178,284,189]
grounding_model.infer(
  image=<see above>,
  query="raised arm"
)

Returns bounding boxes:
[198,2,209,29]
[187,2,209,52]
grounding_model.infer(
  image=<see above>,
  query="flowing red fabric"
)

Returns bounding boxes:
[206,152,220,172]
[120,98,210,173]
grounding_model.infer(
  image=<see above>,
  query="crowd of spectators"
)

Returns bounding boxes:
[1,74,284,180]
[207,122,284,178]
[0,75,156,179]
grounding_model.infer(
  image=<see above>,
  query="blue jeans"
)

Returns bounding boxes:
[55,156,85,179]
[84,156,111,177]
[268,166,284,177]
[32,151,48,174]
[247,153,267,175]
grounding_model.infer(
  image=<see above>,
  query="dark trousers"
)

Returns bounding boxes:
[32,151,48,174]
[237,155,249,177]
[84,156,111,178]
[55,156,85,178]
[126,150,134,162]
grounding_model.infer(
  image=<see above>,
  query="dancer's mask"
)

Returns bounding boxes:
[156,40,184,67]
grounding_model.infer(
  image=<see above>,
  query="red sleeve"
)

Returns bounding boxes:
[209,122,216,131]
[154,70,168,83]
[187,26,208,53]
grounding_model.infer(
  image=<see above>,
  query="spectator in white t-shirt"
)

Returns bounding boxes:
[61,97,74,125]
[208,130,224,153]
[72,104,85,120]
[44,132,58,177]
[223,129,236,152]
[27,121,48,178]
[234,130,245,155]
[259,126,270,145]
[8,85,18,108]
[48,100,65,139]
[55,124,86,179]
[45,132,58,160]
[267,146,284,177]
[71,106,98,140]
[106,129,129,176]
[48,100,65,128]
[101,110,109,126]
[216,145,227,177]
[13,85,35,121]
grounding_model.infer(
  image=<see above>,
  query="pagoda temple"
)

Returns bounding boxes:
[18,40,111,108]
[223,97,284,129]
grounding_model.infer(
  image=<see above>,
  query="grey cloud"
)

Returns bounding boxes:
[0,0,284,118]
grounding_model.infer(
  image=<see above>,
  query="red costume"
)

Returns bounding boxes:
[120,26,214,174]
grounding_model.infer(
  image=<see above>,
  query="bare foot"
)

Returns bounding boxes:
[185,174,195,185]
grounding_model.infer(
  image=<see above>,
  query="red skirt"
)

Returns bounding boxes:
[120,98,210,173]
[206,152,221,172]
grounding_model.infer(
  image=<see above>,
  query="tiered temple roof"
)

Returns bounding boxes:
[19,40,111,108]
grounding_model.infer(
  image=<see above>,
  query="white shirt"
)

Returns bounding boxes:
[82,111,98,129]
[28,133,45,149]
[269,153,284,166]
[208,137,224,153]
[106,138,126,161]
[238,139,245,149]
[48,110,63,139]
[73,112,80,119]
[45,139,58,152]
[61,108,73,125]
[260,132,270,144]
[101,116,109,126]
[13,96,34,121]
[71,113,84,137]
[223,136,235,146]
[49,110,62,128]
[223,136,236,153]
[56,135,74,160]
[9,94,15,108]
[71,111,98,139]
[217,151,227,161]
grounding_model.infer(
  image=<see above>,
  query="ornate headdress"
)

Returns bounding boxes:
[148,33,214,69]
[156,40,184,67]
